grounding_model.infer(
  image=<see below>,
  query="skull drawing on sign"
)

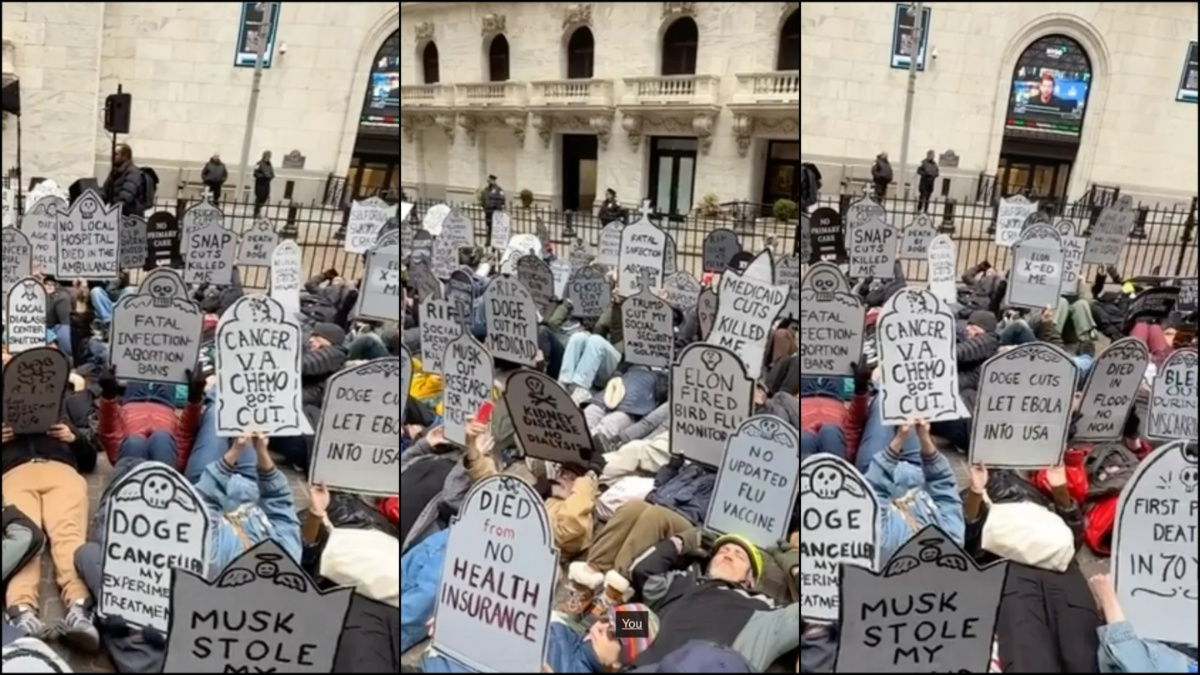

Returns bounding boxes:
[1181,466,1198,494]
[801,460,868,500]
[141,474,175,508]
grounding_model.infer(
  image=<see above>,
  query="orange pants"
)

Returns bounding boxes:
[2,460,90,608]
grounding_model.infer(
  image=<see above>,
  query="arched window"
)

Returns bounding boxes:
[423,42,439,84]
[361,30,399,127]
[489,34,510,82]
[567,27,594,79]
[661,18,698,76]
[777,10,799,70]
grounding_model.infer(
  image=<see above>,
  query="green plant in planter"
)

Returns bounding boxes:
[773,199,798,221]
[519,189,534,208]
[697,193,722,218]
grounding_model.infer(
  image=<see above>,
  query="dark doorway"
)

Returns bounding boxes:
[567,27,594,79]
[647,137,697,222]
[762,141,799,209]
[423,43,439,84]
[661,18,698,76]
[561,134,598,212]
[489,35,510,82]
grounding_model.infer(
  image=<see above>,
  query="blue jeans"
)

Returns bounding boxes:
[855,394,921,473]
[118,430,178,466]
[52,323,72,367]
[184,396,255,484]
[90,286,114,324]
[558,333,620,390]
[801,426,847,460]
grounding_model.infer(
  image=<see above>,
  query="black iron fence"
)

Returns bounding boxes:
[403,199,799,280]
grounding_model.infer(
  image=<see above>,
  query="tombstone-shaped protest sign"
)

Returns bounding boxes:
[1112,439,1198,647]
[504,370,593,465]
[969,343,1079,468]
[2,347,69,434]
[309,358,400,496]
[807,207,847,263]
[799,454,879,621]
[58,190,120,280]
[163,540,352,673]
[663,232,678,277]
[705,416,799,548]
[703,228,741,273]
[500,233,542,276]
[799,212,812,262]
[215,296,305,437]
[5,278,45,354]
[443,334,492,447]
[550,259,572,300]
[660,271,702,313]
[446,269,475,334]
[846,198,898,279]
[835,525,1009,673]
[118,215,148,270]
[144,211,182,270]
[622,290,674,368]
[441,208,475,258]
[353,230,400,322]
[433,475,558,673]
[236,219,279,267]
[183,220,236,285]
[597,220,622,268]
[111,268,202,384]
[517,254,556,317]
[671,343,754,467]
[345,196,395,254]
[995,194,1038,248]
[898,214,936,260]
[179,199,222,257]
[422,203,451,236]
[99,461,210,632]
[697,286,718,340]
[1084,197,1136,265]
[483,275,539,367]
[565,265,610,319]
[2,227,33,302]
[408,260,442,302]
[401,344,412,418]
[618,217,666,296]
[0,186,11,229]
[1178,278,1198,314]
[21,195,64,276]
[927,234,956,305]
[1055,219,1085,291]
[799,263,864,377]
[2,637,73,672]
[410,229,434,265]
[1146,348,1197,441]
[490,211,511,250]
[568,240,592,270]
[878,287,969,424]
[708,251,788,380]
[1075,337,1150,441]
[776,255,800,323]
[1005,223,1064,310]
[420,298,462,375]
[270,240,302,319]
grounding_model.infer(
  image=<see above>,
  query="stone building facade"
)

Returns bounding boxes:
[400,2,800,216]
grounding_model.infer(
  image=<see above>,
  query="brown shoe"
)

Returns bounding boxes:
[557,581,594,618]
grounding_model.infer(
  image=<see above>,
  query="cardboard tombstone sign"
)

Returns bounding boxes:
[898,214,937,260]
[0,186,11,228]
[994,194,1038,248]
[215,296,306,437]
[419,297,462,375]
[483,275,539,367]
[431,231,459,282]
[432,209,476,280]
[670,343,754,467]
[568,240,592,270]
[2,347,69,434]
[503,370,594,465]
[345,196,395,254]
[442,334,493,447]
[98,461,210,632]
[1054,219,1085,290]
[269,240,302,320]
[178,199,223,257]
[1,227,33,301]
[400,201,413,222]
[410,229,434,265]
[490,210,511,250]
[58,190,120,280]
[21,195,65,276]
[663,232,678,277]
[446,269,476,334]
[1146,348,1198,441]
[517,254,556,317]
[400,344,412,419]
[500,234,542,277]
[969,343,1079,468]
[1084,196,1136,265]
[1112,439,1198,647]
[144,211,182,270]
[799,212,812,262]
[353,230,400,322]
[27,179,69,205]
[110,268,202,384]
[799,454,879,621]
[835,525,1009,673]
[163,540,353,673]
[1175,277,1197,314]
[622,289,674,368]
[877,287,970,425]
[1,638,73,673]
[597,220,623,268]
[432,475,559,673]
[1005,224,1064,310]
[708,251,788,380]
[550,259,572,300]
[846,197,898,279]
[926,234,957,305]
[807,207,847,263]
[118,215,148,270]
[776,255,801,323]
[400,214,415,263]
[660,271,702,313]
[422,203,451,236]
[5,278,46,354]
[799,263,865,377]
[408,261,443,302]
[703,228,742,273]
[236,219,279,267]
[1018,210,1053,236]
[1075,337,1150,441]
[183,219,237,285]
[618,217,667,296]
[565,265,610,319]
[308,358,401,496]
[697,286,718,341]
[705,415,799,548]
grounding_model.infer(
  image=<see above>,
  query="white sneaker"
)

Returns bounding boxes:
[568,561,605,590]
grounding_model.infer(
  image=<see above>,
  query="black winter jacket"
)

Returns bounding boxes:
[301,344,348,407]
[1,420,97,476]
[645,456,716,526]
[102,161,147,216]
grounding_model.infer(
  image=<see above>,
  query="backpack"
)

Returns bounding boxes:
[1084,443,1140,501]
[138,167,158,210]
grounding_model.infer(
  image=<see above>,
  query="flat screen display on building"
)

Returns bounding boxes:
[234,2,280,68]
[1178,41,1197,103]
[1006,36,1092,137]
[890,4,930,71]
[362,31,399,127]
